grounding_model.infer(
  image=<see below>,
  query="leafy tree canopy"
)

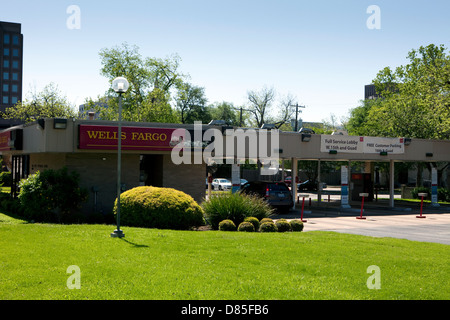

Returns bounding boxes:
[347,44,450,140]
[1,83,76,122]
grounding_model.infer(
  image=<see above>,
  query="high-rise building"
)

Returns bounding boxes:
[364,84,379,100]
[0,21,23,129]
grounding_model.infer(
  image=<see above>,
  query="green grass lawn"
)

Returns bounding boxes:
[0,212,448,300]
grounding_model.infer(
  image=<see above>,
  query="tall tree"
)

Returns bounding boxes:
[350,44,450,140]
[246,86,276,128]
[345,98,383,136]
[246,86,296,128]
[175,82,210,124]
[208,102,243,126]
[97,43,186,123]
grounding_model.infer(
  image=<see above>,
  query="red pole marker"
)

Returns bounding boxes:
[357,193,368,220]
[416,193,427,219]
[299,195,308,222]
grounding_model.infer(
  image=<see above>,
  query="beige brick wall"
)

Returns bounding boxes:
[162,154,206,204]
[29,152,205,214]
[30,153,66,174]
[65,153,140,214]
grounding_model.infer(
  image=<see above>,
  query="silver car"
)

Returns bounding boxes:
[212,178,232,191]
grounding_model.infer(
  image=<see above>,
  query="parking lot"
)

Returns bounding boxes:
[206,183,450,245]
[276,204,450,245]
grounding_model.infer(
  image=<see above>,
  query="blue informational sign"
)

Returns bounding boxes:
[231,164,240,194]
[341,166,351,208]
[431,167,439,207]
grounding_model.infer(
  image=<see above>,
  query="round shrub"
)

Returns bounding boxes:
[202,192,273,230]
[260,218,274,224]
[115,186,205,230]
[289,219,304,232]
[259,221,278,232]
[275,219,292,232]
[219,219,236,231]
[244,217,260,231]
[238,221,255,232]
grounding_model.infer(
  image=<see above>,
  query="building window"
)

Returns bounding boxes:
[12,49,19,57]
[12,35,19,45]
[12,73,18,81]
[3,84,9,92]
[12,61,18,69]
[12,85,18,93]
[3,60,9,68]
[3,48,9,56]
[3,34,10,44]
[11,96,18,104]
[3,72,9,80]
[2,96,8,104]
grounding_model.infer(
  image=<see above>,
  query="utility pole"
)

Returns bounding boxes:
[239,106,243,127]
[291,103,305,131]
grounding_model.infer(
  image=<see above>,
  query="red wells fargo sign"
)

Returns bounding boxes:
[78,125,184,151]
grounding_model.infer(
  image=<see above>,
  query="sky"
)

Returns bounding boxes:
[1,0,449,123]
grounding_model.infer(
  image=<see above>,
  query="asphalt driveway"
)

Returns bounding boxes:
[274,204,450,245]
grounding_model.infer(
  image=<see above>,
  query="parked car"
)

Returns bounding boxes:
[212,178,232,191]
[297,180,327,191]
[283,176,292,187]
[240,179,248,186]
[240,181,293,213]
[298,127,315,134]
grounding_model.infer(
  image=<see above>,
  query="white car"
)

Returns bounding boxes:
[212,178,232,191]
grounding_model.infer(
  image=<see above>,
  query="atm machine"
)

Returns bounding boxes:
[351,173,374,201]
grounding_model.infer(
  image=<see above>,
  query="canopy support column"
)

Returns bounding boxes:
[292,158,298,209]
[389,160,395,208]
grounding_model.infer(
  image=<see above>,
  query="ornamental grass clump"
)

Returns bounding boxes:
[202,192,273,230]
[115,186,205,230]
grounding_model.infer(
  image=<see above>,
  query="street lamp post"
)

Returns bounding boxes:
[111,77,129,238]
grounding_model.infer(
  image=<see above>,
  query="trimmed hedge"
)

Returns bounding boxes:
[289,219,304,232]
[275,219,292,232]
[260,221,278,232]
[244,217,260,231]
[260,218,274,224]
[115,186,205,230]
[238,221,255,232]
[218,217,305,233]
[219,219,236,231]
